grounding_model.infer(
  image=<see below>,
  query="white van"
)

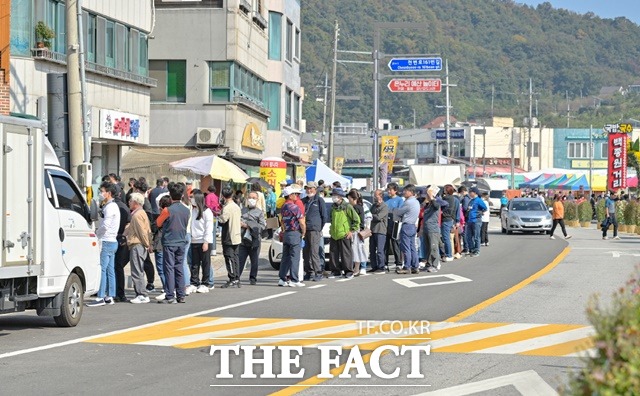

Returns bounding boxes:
[476,178,509,214]
[0,116,100,326]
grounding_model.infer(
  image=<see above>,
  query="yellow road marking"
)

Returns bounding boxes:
[519,337,594,356]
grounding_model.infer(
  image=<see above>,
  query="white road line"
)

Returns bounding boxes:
[141,318,320,347]
[307,284,326,289]
[335,278,354,282]
[471,326,594,354]
[413,370,558,396]
[181,316,256,330]
[430,324,546,350]
[0,291,296,360]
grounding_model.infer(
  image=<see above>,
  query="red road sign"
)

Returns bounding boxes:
[387,78,442,93]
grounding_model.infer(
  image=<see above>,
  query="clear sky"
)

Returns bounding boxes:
[518,0,640,25]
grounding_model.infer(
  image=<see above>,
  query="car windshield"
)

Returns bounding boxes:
[511,201,545,211]
[489,191,503,199]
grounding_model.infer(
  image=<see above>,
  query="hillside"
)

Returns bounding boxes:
[301,0,640,132]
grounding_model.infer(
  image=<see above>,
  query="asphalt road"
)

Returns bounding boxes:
[2,218,634,395]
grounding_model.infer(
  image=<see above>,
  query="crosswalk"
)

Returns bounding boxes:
[87,316,594,357]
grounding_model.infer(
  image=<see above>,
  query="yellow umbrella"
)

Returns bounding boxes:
[170,154,249,182]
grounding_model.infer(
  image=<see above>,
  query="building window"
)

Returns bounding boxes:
[285,88,292,126]
[138,33,148,75]
[105,20,116,67]
[45,0,66,54]
[567,142,593,159]
[209,62,231,102]
[601,142,608,159]
[293,94,300,131]
[526,142,539,158]
[86,13,96,62]
[268,12,282,60]
[417,142,434,158]
[9,0,31,55]
[285,19,293,62]
[266,83,281,130]
[150,60,187,103]
[231,63,265,107]
[294,28,301,60]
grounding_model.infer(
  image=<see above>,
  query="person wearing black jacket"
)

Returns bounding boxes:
[302,181,327,282]
[441,185,458,262]
[369,189,388,274]
[113,191,132,302]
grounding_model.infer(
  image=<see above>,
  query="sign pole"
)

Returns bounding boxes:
[589,125,593,193]
[372,30,380,191]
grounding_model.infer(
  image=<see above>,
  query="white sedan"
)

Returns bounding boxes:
[269,197,372,270]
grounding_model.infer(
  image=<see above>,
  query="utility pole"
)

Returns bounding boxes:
[589,124,593,193]
[445,59,451,158]
[566,90,571,128]
[511,128,516,189]
[327,20,339,170]
[372,29,380,190]
[66,0,82,181]
[527,77,533,172]
[315,72,329,159]
[413,108,416,129]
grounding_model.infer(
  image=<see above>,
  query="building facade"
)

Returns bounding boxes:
[553,128,611,171]
[147,0,302,171]
[8,0,154,177]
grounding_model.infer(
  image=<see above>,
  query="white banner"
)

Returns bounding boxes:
[99,109,143,143]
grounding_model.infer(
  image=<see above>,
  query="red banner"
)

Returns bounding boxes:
[607,133,627,191]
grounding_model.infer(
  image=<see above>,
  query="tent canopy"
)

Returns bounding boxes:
[306,159,351,189]
[558,174,589,190]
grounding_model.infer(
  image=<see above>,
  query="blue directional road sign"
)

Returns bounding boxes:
[388,57,442,72]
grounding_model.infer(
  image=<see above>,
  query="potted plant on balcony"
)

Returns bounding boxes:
[35,21,55,49]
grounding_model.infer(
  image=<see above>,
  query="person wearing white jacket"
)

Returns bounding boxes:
[187,189,214,293]
[481,192,491,247]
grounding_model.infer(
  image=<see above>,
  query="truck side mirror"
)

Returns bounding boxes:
[90,200,100,222]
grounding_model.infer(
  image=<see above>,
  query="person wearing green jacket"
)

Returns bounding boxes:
[328,188,360,279]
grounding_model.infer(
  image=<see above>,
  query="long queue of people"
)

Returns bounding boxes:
[86,173,491,305]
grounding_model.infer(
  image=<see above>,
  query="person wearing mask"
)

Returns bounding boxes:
[458,186,472,254]
[369,189,388,274]
[441,185,458,262]
[265,186,277,239]
[205,185,220,258]
[149,178,167,215]
[549,194,572,240]
[187,189,214,294]
[279,185,306,286]
[329,188,360,279]
[466,187,488,257]
[481,192,491,246]
[87,182,121,307]
[124,193,152,304]
[134,180,156,292]
[347,189,367,276]
[394,184,421,274]
[238,191,266,285]
[113,188,132,303]
[219,187,242,288]
[156,183,190,304]
[602,191,620,240]
[422,186,448,273]
[302,181,327,282]
[153,196,173,301]
[384,183,404,271]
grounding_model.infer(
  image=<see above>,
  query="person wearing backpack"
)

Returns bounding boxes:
[328,188,360,279]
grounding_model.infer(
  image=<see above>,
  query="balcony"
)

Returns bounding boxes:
[239,0,251,14]
[252,11,268,29]
[31,48,157,87]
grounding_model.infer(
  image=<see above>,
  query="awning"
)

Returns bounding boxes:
[467,165,526,177]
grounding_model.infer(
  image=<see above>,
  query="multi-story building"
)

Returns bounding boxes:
[145,0,303,177]
[7,0,154,177]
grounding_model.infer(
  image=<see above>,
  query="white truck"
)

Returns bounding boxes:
[1,116,100,326]
[476,177,510,214]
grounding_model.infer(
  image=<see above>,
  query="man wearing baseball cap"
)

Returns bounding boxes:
[328,188,360,279]
[302,181,327,282]
[466,187,487,257]
[279,185,306,287]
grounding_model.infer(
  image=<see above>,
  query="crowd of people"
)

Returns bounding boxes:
[87,173,496,305]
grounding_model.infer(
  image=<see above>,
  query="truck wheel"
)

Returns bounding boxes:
[54,273,84,327]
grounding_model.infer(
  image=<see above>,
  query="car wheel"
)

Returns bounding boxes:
[507,230,513,235]
[269,249,280,270]
[54,273,83,327]
[501,227,506,234]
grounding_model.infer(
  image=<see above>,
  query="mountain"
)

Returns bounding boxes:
[300,0,640,132]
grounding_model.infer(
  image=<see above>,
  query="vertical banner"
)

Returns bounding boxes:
[333,157,345,174]
[380,136,399,172]
[260,157,287,197]
[605,123,631,191]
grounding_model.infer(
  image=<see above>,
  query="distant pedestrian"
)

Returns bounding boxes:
[302,181,327,282]
[384,183,404,270]
[549,194,572,240]
[369,189,388,274]
[602,191,620,240]
[458,186,472,253]
[481,192,491,246]
[348,189,367,276]
[187,189,214,293]
[466,187,487,257]
[422,186,448,273]
[156,183,190,304]
[124,193,152,304]
[394,184,421,274]
[279,185,306,286]
[328,188,359,279]
[219,187,242,288]
[441,184,458,261]
[238,191,266,285]
[149,178,167,215]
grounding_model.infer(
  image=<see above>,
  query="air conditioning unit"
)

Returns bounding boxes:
[196,127,223,145]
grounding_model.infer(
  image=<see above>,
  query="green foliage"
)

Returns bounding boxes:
[302,0,640,132]
[616,200,627,224]
[563,201,578,221]
[596,199,606,222]
[635,202,640,227]
[577,201,593,222]
[35,21,55,48]
[565,270,640,395]
[624,201,638,225]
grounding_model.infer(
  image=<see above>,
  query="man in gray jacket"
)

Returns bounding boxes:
[238,191,266,285]
[422,186,449,273]
[302,181,327,282]
[369,189,388,274]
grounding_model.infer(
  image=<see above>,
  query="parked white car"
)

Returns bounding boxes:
[269,197,372,269]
